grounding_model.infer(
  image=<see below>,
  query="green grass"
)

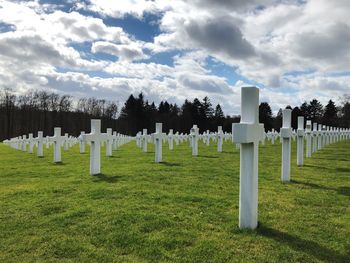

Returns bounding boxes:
[0,138,349,262]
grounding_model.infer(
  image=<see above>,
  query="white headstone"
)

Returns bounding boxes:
[281,109,292,182]
[82,119,106,175]
[153,123,163,163]
[50,128,64,163]
[142,129,148,152]
[190,125,199,156]
[217,126,223,153]
[79,131,86,153]
[36,131,44,157]
[28,133,34,154]
[233,86,264,230]
[168,129,174,150]
[106,128,113,157]
[305,120,312,158]
[297,116,304,166]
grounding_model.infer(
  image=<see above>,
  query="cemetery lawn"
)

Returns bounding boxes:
[0,141,349,263]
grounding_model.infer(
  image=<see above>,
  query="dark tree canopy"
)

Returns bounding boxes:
[259,102,273,131]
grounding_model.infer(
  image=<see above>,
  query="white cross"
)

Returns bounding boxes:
[305,120,312,158]
[63,133,69,151]
[82,119,107,175]
[106,128,113,157]
[27,133,34,154]
[153,123,165,163]
[217,126,223,152]
[312,123,318,153]
[79,131,86,153]
[168,129,174,150]
[190,125,199,156]
[50,128,64,163]
[317,124,322,150]
[233,86,264,230]
[35,131,44,157]
[297,116,304,166]
[112,131,118,150]
[21,135,27,152]
[142,129,148,152]
[281,109,292,182]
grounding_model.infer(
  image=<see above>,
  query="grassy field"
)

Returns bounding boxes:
[0,138,349,262]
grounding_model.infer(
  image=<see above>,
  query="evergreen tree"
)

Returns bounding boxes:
[259,102,273,131]
[308,99,323,122]
[291,106,302,130]
[322,100,338,126]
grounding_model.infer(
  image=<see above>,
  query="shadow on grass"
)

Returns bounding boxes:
[303,164,333,171]
[291,180,333,191]
[53,162,66,165]
[336,167,350,173]
[313,157,350,162]
[257,224,349,262]
[107,155,120,159]
[337,187,350,197]
[160,161,181,167]
[92,173,122,183]
[198,155,219,159]
[291,180,350,197]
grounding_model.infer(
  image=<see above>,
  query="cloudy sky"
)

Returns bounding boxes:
[0,0,349,115]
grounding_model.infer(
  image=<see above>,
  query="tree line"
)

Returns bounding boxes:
[0,88,349,141]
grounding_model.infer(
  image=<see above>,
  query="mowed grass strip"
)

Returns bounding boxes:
[0,139,349,262]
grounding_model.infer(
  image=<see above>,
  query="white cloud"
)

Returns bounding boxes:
[91,41,148,61]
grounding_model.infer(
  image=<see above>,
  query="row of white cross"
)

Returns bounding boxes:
[3,86,350,230]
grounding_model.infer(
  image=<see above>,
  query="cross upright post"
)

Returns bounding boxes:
[317,124,322,150]
[153,123,164,163]
[36,131,44,157]
[168,129,174,150]
[281,109,292,182]
[233,86,264,230]
[21,135,27,152]
[79,131,86,153]
[28,133,34,154]
[217,126,223,152]
[297,116,304,166]
[50,128,64,163]
[190,125,199,156]
[312,123,318,153]
[82,119,106,175]
[106,128,113,157]
[142,129,148,152]
[305,120,312,158]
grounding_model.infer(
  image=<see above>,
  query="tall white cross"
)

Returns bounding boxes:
[63,133,69,151]
[317,124,322,150]
[305,120,312,158]
[106,128,113,157]
[297,116,304,166]
[281,109,292,182]
[36,131,44,157]
[27,133,34,154]
[79,131,86,153]
[233,86,264,230]
[168,129,174,150]
[82,119,106,175]
[190,125,199,156]
[312,123,318,153]
[153,123,164,163]
[217,126,223,152]
[142,129,148,152]
[21,135,27,152]
[113,131,118,150]
[50,128,64,163]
